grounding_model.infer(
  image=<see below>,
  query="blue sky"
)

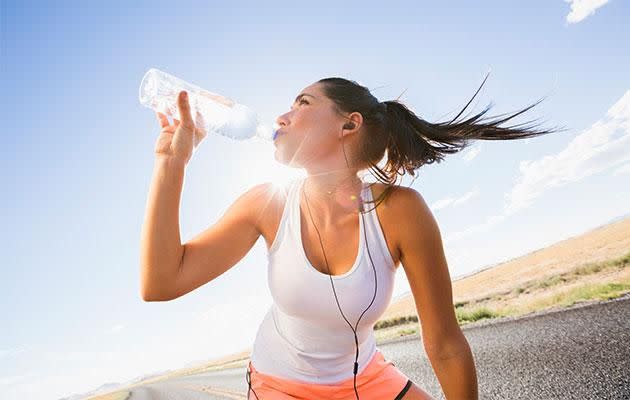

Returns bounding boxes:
[2,0,629,398]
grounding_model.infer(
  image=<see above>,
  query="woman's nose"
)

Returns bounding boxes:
[275,113,289,127]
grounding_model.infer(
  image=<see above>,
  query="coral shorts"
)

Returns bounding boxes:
[246,349,413,400]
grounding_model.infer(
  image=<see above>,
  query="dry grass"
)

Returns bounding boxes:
[381,217,630,318]
[86,391,130,400]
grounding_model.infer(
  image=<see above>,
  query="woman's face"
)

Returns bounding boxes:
[273,83,353,168]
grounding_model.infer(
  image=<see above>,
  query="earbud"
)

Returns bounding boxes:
[343,122,356,130]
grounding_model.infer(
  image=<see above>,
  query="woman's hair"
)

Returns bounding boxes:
[316,72,568,211]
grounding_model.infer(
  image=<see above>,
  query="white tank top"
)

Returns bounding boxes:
[250,177,398,384]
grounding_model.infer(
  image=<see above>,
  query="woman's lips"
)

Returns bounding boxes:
[273,129,286,140]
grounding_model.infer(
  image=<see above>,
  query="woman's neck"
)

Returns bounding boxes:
[301,175,364,224]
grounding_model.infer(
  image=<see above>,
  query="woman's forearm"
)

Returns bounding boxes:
[139,157,187,301]
[426,339,479,399]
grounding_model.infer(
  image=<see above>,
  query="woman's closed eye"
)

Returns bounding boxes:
[290,98,309,111]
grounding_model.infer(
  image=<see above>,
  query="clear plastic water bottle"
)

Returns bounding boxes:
[138,68,276,142]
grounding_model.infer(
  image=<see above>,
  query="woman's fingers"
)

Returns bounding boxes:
[156,112,169,129]
[195,111,208,138]
[177,90,195,130]
[156,92,194,134]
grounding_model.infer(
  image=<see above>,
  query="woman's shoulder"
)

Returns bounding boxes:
[368,181,417,210]
[235,181,291,223]
[366,182,417,267]
[252,180,293,214]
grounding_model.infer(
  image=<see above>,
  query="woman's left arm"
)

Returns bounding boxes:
[393,187,479,400]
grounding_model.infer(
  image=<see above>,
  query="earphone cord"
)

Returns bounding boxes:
[246,182,379,400]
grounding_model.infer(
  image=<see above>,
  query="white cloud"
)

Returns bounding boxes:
[106,324,125,334]
[445,90,630,243]
[0,347,26,359]
[564,0,610,24]
[462,144,482,162]
[431,188,480,212]
[0,374,31,387]
[504,90,630,215]
[612,162,630,176]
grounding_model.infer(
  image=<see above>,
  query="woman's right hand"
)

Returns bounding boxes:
[154,90,208,165]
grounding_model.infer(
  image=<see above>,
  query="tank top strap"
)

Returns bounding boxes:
[289,177,302,218]
[360,181,372,212]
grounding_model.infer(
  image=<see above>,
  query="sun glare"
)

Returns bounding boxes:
[245,143,304,191]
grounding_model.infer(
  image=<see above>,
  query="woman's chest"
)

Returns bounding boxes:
[259,183,402,271]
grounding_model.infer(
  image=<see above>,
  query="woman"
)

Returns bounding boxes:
[140,74,564,399]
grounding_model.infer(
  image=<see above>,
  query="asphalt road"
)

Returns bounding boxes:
[129,294,630,399]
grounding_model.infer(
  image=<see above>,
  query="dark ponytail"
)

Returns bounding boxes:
[317,72,568,210]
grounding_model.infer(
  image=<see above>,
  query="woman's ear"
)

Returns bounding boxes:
[341,112,363,132]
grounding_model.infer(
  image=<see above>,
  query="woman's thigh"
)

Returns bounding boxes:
[399,381,436,400]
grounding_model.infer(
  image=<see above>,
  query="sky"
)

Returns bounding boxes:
[1,0,629,398]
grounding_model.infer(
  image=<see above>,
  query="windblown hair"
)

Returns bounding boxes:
[316,72,568,211]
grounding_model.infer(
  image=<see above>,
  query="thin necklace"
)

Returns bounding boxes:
[305,176,364,197]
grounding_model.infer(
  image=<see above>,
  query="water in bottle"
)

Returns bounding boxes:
[139,68,276,142]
